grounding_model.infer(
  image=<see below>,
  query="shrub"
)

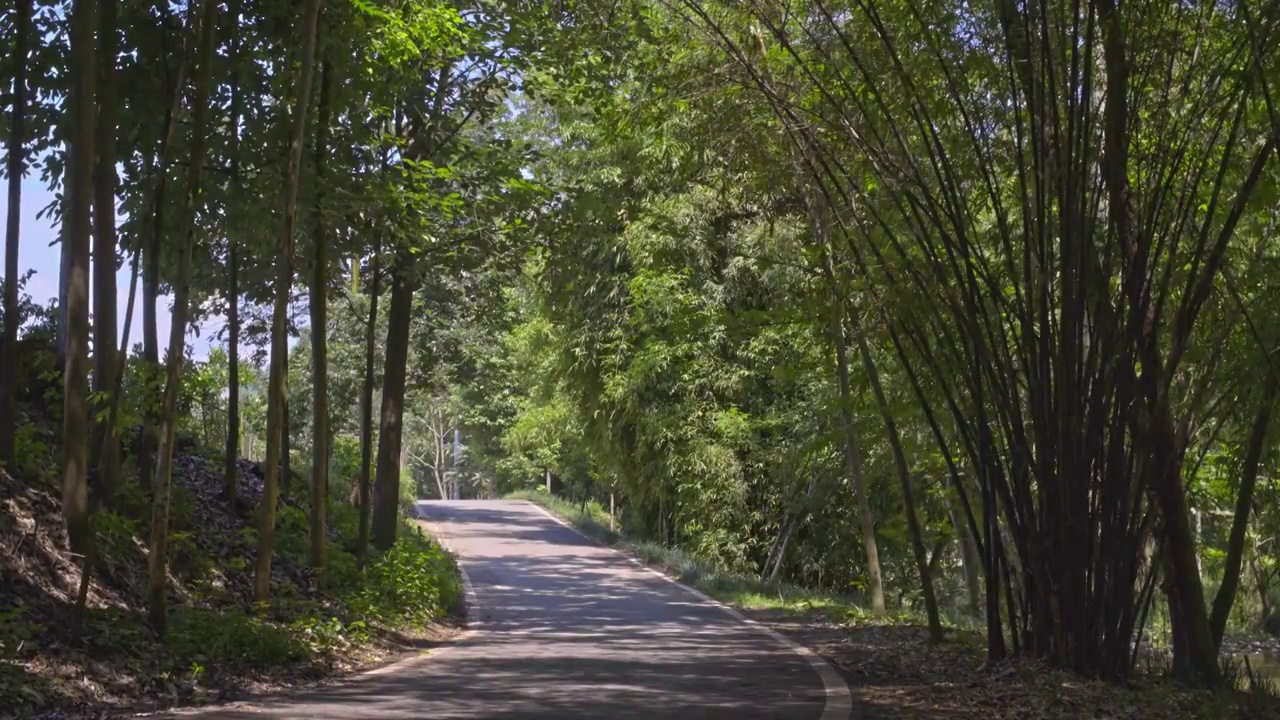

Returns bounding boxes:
[169,609,305,670]
[354,530,462,627]
[95,510,140,562]
[325,547,361,595]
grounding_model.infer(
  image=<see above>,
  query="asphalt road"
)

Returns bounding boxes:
[178,500,848,719]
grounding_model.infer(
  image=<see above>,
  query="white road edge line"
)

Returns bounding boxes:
[523,501,855,720]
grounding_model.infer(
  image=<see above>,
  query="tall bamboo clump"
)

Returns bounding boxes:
[684,0,1279,684]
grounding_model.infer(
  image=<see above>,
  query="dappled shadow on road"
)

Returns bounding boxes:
[178,500,828,719]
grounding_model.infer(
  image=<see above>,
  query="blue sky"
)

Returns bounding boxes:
[0,176,222,359]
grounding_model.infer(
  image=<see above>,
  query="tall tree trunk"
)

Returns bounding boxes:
[829,308,884,615]
[816,220,884,615]
[62,0,97,566]
[309,56,333,578]
[253,0,325,603]
[1210,377,1278,648]
[223,250,240,500]
[91,0,120,504]
[222,0,244,504]
[371,252,414,551]
[147,0,217,635]
[58,223,70,364]
[853,319,942,639]
[0,0,32,466]
[140,221,158,490]
[356,239,379,570]
[944,487,983,616]
[140,56,186,493]
[1096,0,1217,684]
[281,382,291,493]
[99,247,139,474]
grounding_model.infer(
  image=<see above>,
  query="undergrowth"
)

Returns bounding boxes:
[0,456,461,715]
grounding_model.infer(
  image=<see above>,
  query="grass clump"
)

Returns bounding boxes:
[506,490,879,622]
[169,608,307,670]
[505,489,620,544]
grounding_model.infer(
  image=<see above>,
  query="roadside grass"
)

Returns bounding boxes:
[503,489,950,629]
[506,490,1280,719]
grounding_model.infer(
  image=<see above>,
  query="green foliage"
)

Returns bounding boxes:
[0,606,38,659]
[168,609,306,670]
[354,529,462,628]
[95,510,140,562]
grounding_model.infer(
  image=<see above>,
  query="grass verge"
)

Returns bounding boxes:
[507,489,1280,719]
[505,489,877,622]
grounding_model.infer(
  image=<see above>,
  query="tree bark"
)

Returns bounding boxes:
[62,0,97,563]
[371,252,414,551]
[254,0,325,603]
[357,239,380,569]
[944,486,983,616]
[147,0,217,634]
[140,54,187,494]
[0,0,32,466]
[816,222,884,615]
[853,318,942,639]
[309,56,333,578]
[1095,0,1218,684]
[91,0,120,504]
[1210,377,1277,648]
[222,0,245,504]
[281,382,291,494]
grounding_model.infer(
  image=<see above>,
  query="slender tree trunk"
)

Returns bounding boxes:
[62,0,97,567]
[767,518,796,584]
[853,320,942,639]
[222,0,244,504]
[223,256,240,500]
[140,224,158,490]
[1095,0,1217,684]
[281,383,291,493]
[371,252,414,551]
[829,316,884,614]
[944,487,983,616]
[91,0,120,504]
[77,239,141,623]
[1210,377,1278,648]
[254,0,325,603]
[309,57,333,578]
[0,0,32,466]
[99,246,139,469]
[141,57,187,493]
[1250,530,1272,620]
[58,223,70,364]
[356,239,379,569]
[816,224,884,614]
[147,0,217,634]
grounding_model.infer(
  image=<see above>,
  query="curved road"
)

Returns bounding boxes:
[182,500,847,719]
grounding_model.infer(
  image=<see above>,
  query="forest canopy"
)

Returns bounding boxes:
[3,0,1280,708]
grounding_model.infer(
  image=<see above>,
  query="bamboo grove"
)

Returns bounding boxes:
[4,0,1280,693]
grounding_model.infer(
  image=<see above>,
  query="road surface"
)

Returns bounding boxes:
[179,500,848,719]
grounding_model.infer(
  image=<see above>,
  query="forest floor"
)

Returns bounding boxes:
[511,490,1280,719]
[0,450,464,719]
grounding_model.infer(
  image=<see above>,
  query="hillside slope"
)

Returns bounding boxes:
[0,450,460,719]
